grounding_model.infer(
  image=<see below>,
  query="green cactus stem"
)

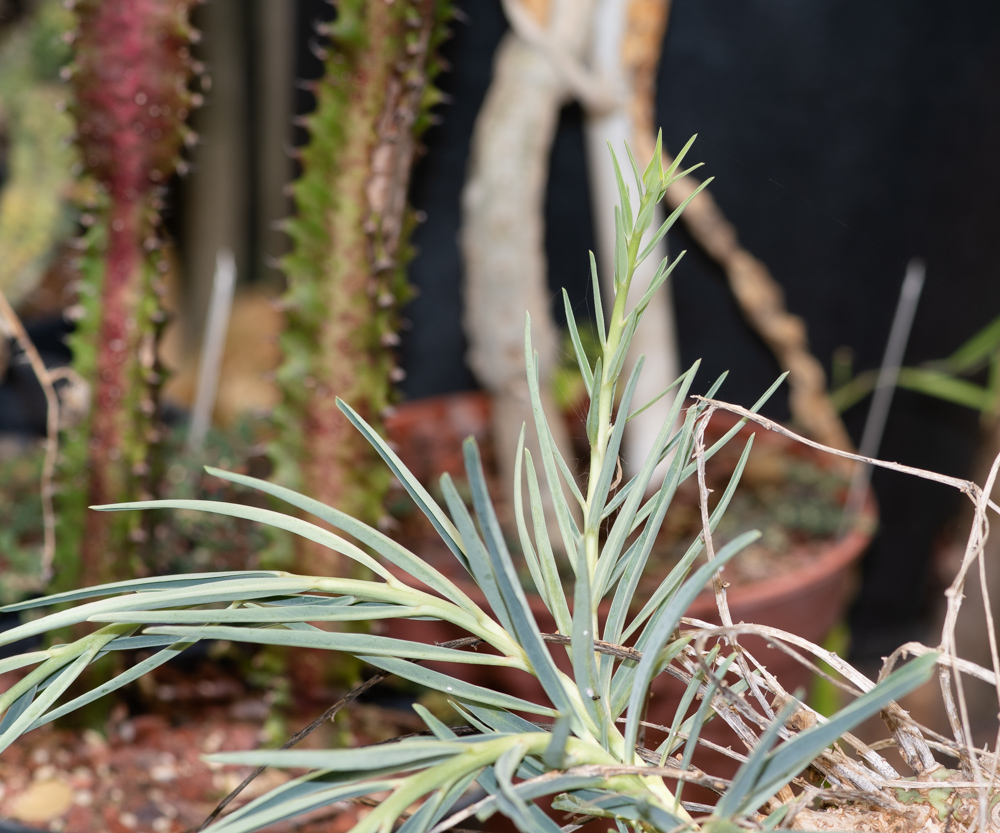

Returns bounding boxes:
[57,0,198,589]
[275,0,452,579]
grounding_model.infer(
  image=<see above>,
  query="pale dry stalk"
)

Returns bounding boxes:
[0,287,63,582]
[462,0,592,526]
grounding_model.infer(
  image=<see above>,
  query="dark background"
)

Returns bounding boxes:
[376,0,1000,662]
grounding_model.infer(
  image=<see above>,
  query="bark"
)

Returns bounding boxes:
[585,0,679,480]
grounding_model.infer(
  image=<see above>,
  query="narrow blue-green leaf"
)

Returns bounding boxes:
[445,774,604,833]
[405,772,481,833]
[679,651,735,780]
[458,703,539,736]
[609,144,634,234]
[547,422,586,511]
[494,743,537,832]
[622,530,760,754]
[0,651,93,753]
[463,440,574,714]
[0,577,316,649]
[657,649,710,762]
[524,320,580,567]
[642,130,663,189]
[634,193,657,239]
[602,367,723,523]
[614,207,627,286]
[606,313,639,381]
[602,410,695,651]
[397,788,446,833]
[624,143,643,192]
[89,603,422,625]
[473,757,560,833]
[523,449,572,632]
[585,356,602,446]
[256,594,354,607]
[513,427,550,611]
[673,372,787,490]
[714,696,797,819]
[562,289,594,396]
[625,361,694,423]
[588,357,643,531]
[209,739,464,771]
[0,571,282,613]
[413,703,459,741]
[146,625,516,667]
[0,652,48,676]
[337,398,466,566]
[571,549,604,738]
[610,635,691,720]
[209,778,397,833]
[364,656,558,716]
[0,685,36,735]
[723,653,939,818]
[31,640,197,729]
[95,499,393,581]
[94,633,188,651]
[542,716,571,769]
[633,252,684,313]
[439,473,516,637]
[590,251,606,347]
[623,436,754,643]
[203,467,480,611]
[553,790,686,832]
[663,134,698,184]
[594,363,699,593]
[637,178,713,265]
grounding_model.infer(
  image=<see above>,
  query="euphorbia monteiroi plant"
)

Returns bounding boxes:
[1,141,963,832]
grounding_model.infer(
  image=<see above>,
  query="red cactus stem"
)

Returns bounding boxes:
[61,0,196,587]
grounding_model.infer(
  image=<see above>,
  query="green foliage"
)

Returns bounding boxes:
[0,141,938,832]
[0,0,78,305]
[832,313,1000,423]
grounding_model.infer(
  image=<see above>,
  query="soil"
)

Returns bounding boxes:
[0,655,425,833]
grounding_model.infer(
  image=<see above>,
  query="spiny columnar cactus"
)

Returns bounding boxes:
[276,0,452,577]
[58,0,199,588]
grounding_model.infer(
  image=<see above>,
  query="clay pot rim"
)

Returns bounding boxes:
[386,390,875,626]
[685,500,874,620]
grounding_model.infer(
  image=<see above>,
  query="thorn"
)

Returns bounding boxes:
[308,38,329,61]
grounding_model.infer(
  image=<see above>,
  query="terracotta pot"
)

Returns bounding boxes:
[383,391,873,779]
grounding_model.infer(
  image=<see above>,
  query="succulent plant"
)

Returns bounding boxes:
[2,140,982,832]
[274,0,452,578]
[56,0,199,588]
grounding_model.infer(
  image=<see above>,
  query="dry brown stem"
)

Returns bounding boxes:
[0,288,68,582]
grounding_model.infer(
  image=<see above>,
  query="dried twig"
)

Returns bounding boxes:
[0,287,61,582]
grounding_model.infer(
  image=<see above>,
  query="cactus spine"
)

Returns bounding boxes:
[277,0,452,576]
[58,0,198,588]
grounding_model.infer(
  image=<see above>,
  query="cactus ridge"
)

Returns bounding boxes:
[57,0,199,588]
[273,0,452,572]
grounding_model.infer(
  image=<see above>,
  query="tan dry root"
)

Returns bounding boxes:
[792,800,979,833]
[689,400,1000,830]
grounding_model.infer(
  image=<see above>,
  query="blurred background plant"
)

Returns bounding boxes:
[0,0,997,733]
